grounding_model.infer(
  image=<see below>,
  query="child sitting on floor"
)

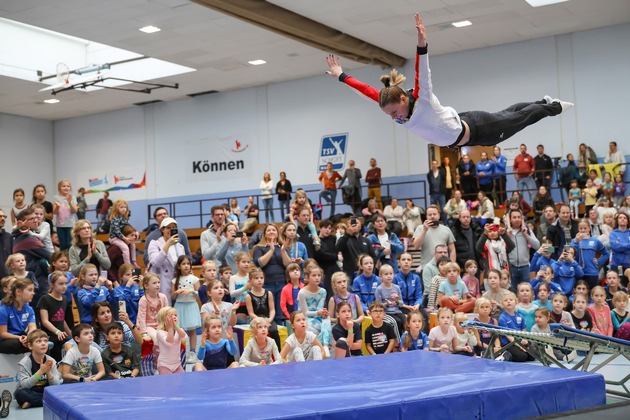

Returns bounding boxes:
[59,323,105,383]
[102,323,140,379]
[239,317,282,366]
[328,271,364,324]
[332,301,363,358]
[365,301,397,355]
[280,311,324,362]
[146,307,186,375]
[452,312,477,356]
[482,269,508,319]
[438,262,476,313]
[570,293,593,332]
[15,330,62,410]
[194,315,239,371]
[462,260,480,299]
[472,298,501,357]
[497,292,534,363]
[400,310,428,351]
[428,307,457,353]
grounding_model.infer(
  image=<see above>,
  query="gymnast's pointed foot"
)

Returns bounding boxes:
[543,95,553,104]
[552,98,574,112]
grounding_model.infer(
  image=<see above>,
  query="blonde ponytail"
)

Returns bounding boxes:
[379,69,407,108]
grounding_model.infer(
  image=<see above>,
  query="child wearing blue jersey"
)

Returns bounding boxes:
[529,241,557,276]
[352,255,381,312]
[515,282,538,331]
[552,247,583,296]
[0,279,36,354]
[400,310,428,351]
[571,219,609,289]
[194,315,239,371]
[77,264,117,323]
[116,263,144,325]
[498,292,535,362]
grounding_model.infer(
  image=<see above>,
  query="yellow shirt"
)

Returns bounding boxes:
[583,187,598,206]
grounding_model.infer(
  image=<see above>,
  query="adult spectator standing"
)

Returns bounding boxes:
[339,160,362,215]
[314,220,340,299]
[276,172,292,222]
[477,191,495,219]
[605,141,626,176]
[367,214,404,272]
[476,152,495,195]
[578,143,598,167]
[365,158,383,209]
[587,208,603,238]
[506,209,540,287]
[427,160,446,216]
[241,196,260,233]
[421,244,450,303]
[492,146,508,205]
[295,206,317,259]
[444,190,467,221]
[536,205,557,241]
[457,155,477,200]
[610,212,630,286]
[337,217,373,278]
[68,219,111,277]
[449,209,482,269]
[318,162,342,218]
[403,199,423,238]
[412,205,456,267]
[513,144,536,203]
[534,144,554,189]
[95,192,112,232]
[560,153,580,196]
[216,222,249,274]
[0,210,12,278]
[441,157,455,201]
[260,172,274,223]
[383,198,404,236]
[253,225,290,324]
[147,217,185,304]
[143,207,191,266]
[200,205,227,267]
[546,205,579,259]
[76,188,89,220]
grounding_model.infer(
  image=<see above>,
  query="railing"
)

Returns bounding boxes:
[148,179,428,229]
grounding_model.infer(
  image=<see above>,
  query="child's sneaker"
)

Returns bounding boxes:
[323,346,331,359]
[186,351,197,364]
[494,354,505,362]
[0,390,11,418]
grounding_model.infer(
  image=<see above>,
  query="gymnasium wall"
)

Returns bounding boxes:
[1,24,628,231]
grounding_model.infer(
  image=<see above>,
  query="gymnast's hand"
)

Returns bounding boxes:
[415,13,427,48]
[326,55,343,78]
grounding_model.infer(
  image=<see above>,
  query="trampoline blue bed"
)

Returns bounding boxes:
[43,350,605,420]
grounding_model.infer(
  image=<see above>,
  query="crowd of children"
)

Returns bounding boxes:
[2,210,630,417]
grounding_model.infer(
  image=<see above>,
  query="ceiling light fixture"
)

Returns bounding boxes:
[525,0,569,7]
[452,20,472,28]
[248,59,266,66]
[43,98,60,104]
[139,25,161,34]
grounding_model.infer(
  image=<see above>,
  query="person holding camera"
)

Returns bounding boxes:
[412,205,456,268]
[336,217,373,279]
[147,217,185,305]
[547,205,579,260]
[216,222,249,274]
[505,209,540,289]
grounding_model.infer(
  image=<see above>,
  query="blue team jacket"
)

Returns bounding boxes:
[570,237,609,276]
[352,274,381,312]
[394,271,423,307]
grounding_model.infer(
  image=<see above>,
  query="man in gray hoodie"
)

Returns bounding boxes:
[506,208,540,289]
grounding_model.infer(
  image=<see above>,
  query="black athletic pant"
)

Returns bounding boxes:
[460,100,562,147]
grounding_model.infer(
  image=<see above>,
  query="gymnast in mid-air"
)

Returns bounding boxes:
[326,13,573,149]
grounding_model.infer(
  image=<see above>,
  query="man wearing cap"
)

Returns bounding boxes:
[147,217,186,302]
[144,206,191,266]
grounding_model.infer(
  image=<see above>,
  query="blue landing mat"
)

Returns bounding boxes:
[43,351,605,420]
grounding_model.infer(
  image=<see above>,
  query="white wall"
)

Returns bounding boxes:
[16,23,627,229]
[0,113,53,229]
